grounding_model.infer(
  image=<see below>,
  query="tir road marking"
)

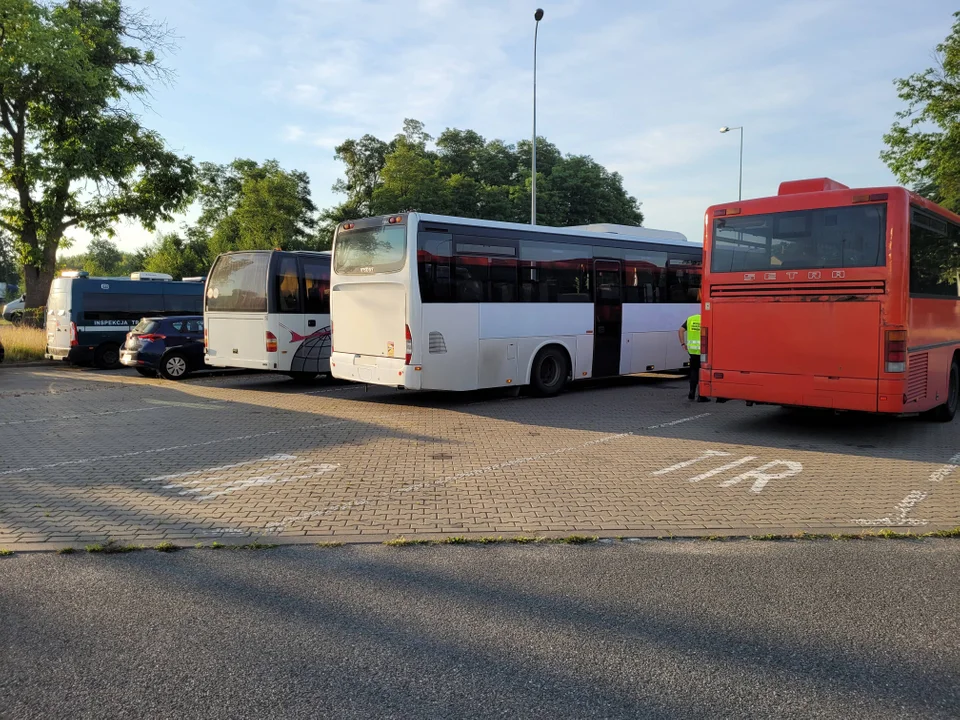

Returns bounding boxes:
[0,421,349,477]
[264,412,713,533]
[652,452,803,493]
[853,451,960,527]
[144,454,298,483]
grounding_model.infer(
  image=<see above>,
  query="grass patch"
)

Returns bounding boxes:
[0,324,45,363]
[549,534,599,544]
[0,548,13,557]
[383,536,432,547]
[923,527,960,538]
[237,540,276,550]
[508,535,543,544]
[57,547,76,555]
[85,540,142,554]
[315,541,344,548]
[154,541,179,553]
[210,541,225,549]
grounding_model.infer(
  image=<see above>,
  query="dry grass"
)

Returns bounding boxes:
[0,323,46,363]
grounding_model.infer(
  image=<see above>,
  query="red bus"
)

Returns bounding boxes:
[699,177,960,421]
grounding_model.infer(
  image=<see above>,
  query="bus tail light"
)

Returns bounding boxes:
[204,326,208,349]
[69,322,78,347]
[405,324,412,365]
[700,326,708,364]
[885,330,906,373]
[266,331,278,353]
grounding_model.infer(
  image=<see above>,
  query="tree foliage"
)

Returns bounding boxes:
[323,119,644,229]
[882,11,960,212]
[57,237,138,277]
[196,159,320,256]
[0,0,197,307]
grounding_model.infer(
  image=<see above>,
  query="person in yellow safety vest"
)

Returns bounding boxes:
[678,311,709,402]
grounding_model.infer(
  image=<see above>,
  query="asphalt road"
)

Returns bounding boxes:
[1,541,958,719]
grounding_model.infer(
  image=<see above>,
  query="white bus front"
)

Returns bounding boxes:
[329,216,418,388]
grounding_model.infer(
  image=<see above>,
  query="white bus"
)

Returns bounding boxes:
[204,250,332,381]
[329,214,701,395]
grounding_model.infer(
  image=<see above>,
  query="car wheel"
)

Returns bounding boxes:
[94,343,121,370]
[929,359,959,423]
[135,367,157,378]
[529,346,569,397]
[159,352,190,381]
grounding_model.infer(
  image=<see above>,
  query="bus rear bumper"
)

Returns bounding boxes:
[330,352,421,389]
[701,370,904,413]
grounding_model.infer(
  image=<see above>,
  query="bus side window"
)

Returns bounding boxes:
[301,257,330,314]
[275,256,301,313]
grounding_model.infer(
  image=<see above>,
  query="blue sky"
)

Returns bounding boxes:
[77,0,957,253]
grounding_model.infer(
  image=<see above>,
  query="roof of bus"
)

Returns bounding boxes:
[407,213,694,247]
[706,178,960,225]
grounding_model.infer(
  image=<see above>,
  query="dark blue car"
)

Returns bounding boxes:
[120,316,206,380]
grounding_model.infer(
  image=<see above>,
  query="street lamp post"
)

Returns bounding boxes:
[719,125,743,201]
[532,8,544,225]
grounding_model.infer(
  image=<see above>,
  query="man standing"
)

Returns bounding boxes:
[678,312,707,401]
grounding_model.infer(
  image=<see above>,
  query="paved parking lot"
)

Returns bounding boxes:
[1,365,958,549]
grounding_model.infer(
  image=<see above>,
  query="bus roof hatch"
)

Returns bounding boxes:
[778,178,850,195]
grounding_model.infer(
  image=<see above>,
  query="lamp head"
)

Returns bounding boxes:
[534,8,544,21]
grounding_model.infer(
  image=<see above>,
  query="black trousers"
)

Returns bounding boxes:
[688,354,701,397]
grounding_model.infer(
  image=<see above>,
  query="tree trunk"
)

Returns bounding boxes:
[23,235,59,309]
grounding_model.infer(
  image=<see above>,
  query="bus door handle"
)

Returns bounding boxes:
[308,320,316,327]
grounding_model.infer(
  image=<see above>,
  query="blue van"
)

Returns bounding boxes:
[44,271,204,369]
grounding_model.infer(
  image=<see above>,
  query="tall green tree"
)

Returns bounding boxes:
[195,159,318,256]
[882,11,960,211]
[140,232,206,279]
[0,0,196,308]
[323,119,644,227]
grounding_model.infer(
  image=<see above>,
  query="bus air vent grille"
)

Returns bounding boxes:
[710,280,885,298]
[906,353,928,401]
[428,331,447,354]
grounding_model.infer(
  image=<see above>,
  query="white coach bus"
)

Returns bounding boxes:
[329,214,701,396]
[204,250,332,381]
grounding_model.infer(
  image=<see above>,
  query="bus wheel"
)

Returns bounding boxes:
[931,359,959,422]
[530,347,569,397]
[287,371,317,384]
[94,343,121,370]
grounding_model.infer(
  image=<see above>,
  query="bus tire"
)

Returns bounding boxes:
[529,346,569,397]
[929,359,959,423]
[159,352,191,381]
[94,343,121,370]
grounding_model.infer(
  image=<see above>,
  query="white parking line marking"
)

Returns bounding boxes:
[853,451,960,527]
[688,456,757,482]
[0,422,349,477]
[264,412,713,533]
[652,450,731,476]
[0,406,163,427]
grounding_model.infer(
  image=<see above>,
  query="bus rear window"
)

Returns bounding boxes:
[334,225,406,275]
[206,253,269,312]
[711,204,886,273]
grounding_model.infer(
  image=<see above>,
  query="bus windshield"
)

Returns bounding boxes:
[334,225,406,275]
[206,252,269,312]
[711,204,886,273]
